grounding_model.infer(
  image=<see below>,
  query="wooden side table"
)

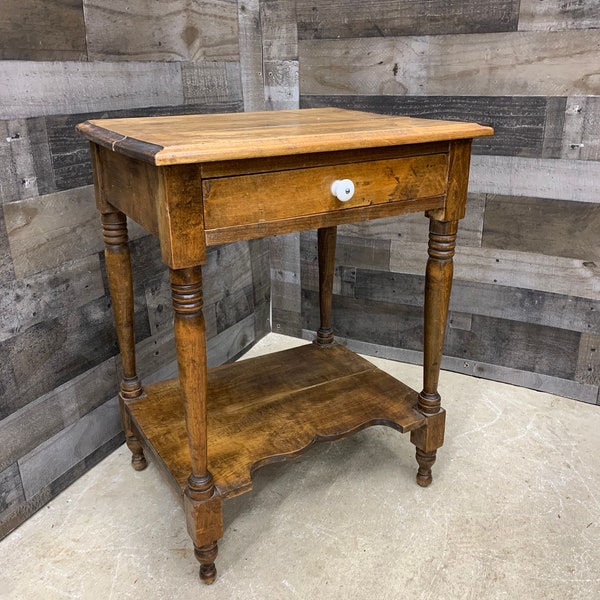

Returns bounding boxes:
[77,108,492,584]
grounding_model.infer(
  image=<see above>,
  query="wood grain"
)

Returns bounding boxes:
[469,155,600,203]
[237,0,265,111]
[576,334,600,387]
[84,0,239,61]
[389,242,600,301]
[301,95,552,158]
[0,61,184,119]
[299,31,600,96]
[482,195,600,262]
[297,0,519,38]
[264,60,300,111]
[126,343,425,498]
[519,0,600,31]
[261,0,298,61]
[0,464,25,514]
[561,97,600,162]
[0,0,86,61]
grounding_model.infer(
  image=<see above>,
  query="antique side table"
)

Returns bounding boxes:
[77,108,492,584]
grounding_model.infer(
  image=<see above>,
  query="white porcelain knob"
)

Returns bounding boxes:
[330,179,355,202]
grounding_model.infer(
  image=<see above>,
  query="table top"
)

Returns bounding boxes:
[77,108,493,166]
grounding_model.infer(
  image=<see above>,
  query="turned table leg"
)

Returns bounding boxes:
[170,266,223,584]
[315,226,337,347]
[411,218,457,486]
[101,211,147,471]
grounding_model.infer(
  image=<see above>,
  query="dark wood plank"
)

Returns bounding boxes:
[302,289,581,378]
[0,464,24,514]
[0,433,123,540]
[127,343,425,498]
[351,270,600,335]
[301,95,550,158]
[482,195,600,261]
[576,334,600,387]
[0,0,86,61]
[0,358,118,473]
[296,0,519,38]
[0,297,150,420]
[84,0,239,61]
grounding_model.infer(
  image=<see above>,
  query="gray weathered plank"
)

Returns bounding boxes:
[0,464,24,514]
[3,187,146,279]
[18,397,121,499]
[264,60,300,110]
[261,0,298,61]
[482,195,600,262]
[181,61,243,104]
[237,0,265,111]
[323,333,599,404]
[84,0,239,61]
[352,270,600,335]
[0,210,15,285]
[576,334,600,387]
[0,357,118,473]
[297,0,519,39]
[0,120,39,203]
[203,241,254,305]
[0,296,150,420]
[519,0,600,31]
[561,96,600,162]
[469,155,600,203]
[299,31,600,96]
[338,194,485,247]
[0,255,105,342]
[302,289,581,379]
[389,242,600,301]
[0,61,184,119]
[0,0,86,61]
[0,433,123,540]
[301,95,553,158]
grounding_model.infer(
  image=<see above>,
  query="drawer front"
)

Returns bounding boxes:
[202,153,448,230]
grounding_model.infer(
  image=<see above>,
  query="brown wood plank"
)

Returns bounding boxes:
[299,31,600,97]
[0,0,86,61]
[203,154,448,229]
[127,343,424,498]
[297,0,519,38]
[84,0,239,61]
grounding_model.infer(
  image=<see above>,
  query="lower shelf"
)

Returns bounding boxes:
[126,342,426,500]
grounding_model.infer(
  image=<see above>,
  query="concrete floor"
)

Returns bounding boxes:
[1,333,599,599]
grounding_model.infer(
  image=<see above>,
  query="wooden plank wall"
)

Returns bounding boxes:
[0,0,271,539]
[269,1,600,407]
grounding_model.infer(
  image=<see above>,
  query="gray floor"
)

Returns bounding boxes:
[1,333,599,599]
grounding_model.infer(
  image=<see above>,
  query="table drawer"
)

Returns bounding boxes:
[202,153,448,230]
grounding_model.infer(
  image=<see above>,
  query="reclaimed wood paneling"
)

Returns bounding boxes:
[299,31,600,97]
[296,0,520,38]
[0,211,15,285]
[0,358,118,473]
[519,0,600,31]
[0,61,184,119]
[561,96,600,162]
[338,194,485,247]
[0,0,86,61]
[0,297,150,420]
[469,155,600,203]
[0,464,25,515]
[301,95,557,158]
[181,61,242,104]
[576,334,600,387]
[17,398,121,499]
[261,0,298,61]
[3,187,146,279]
[0,433,123,540]
[264,60,300,111]
[302,289,581,379]
[84,0,238,61]
[482,195,600,262]
[389,242,600,301]
[237,0,265,111]
[0,255,104,342]
[351,270,600,335]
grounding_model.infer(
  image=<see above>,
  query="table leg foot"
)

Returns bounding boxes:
[195,541,218,584]
[127,439,147,471]
[415,448,436,487]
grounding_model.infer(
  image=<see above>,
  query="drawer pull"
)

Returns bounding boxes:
[330,179,355,202]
